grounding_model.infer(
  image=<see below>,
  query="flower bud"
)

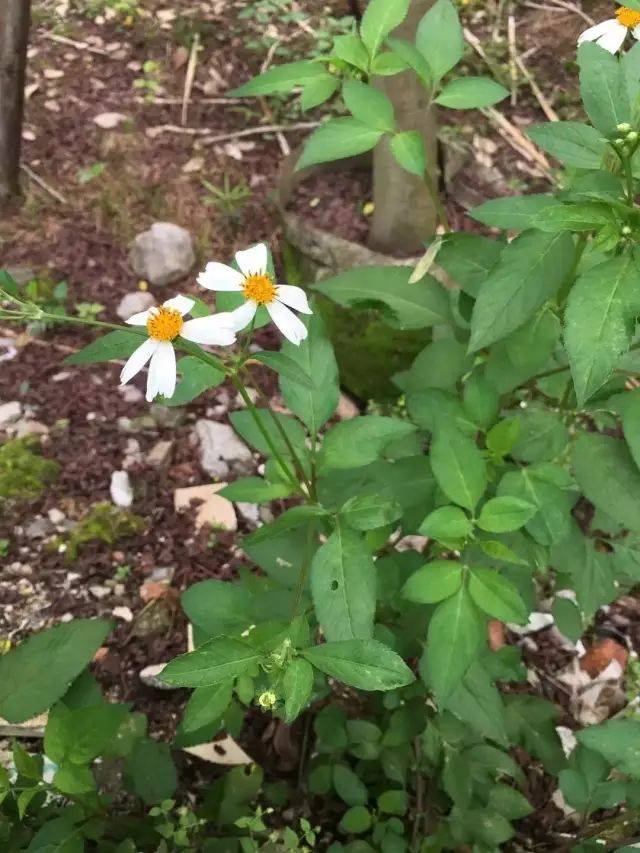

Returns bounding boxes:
[622,225,633,236]
[614,137,625,146]
[617,122,632,133]
[628,131,639,143]
[258,690,277,710]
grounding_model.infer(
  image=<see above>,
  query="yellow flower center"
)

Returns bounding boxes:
[146,306,184,341]
[243,272,277,305]
[616,6,640,28]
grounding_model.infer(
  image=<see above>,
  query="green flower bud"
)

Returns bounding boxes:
[622,225,633,236]
[628,131,639,143]
[617,122,632,133]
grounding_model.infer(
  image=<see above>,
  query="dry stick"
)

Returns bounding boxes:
[523,0,594,25]
[507,13,518,107]
[259,40,291,157]
[20,163,68,204]
[515,53,560,122]
[145,121,320,141]
[135,95,248,106]
[181,32,200,127]
[481,107,555,180]
[39,31,110,57]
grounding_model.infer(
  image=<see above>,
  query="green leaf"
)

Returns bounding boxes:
[552,596,583,643]
[386,36,432,85]
[485,311,562,394]
[577,719,640,777]
[390,130,426,176]
[498,463,577,545]
[282,659,314,722]
[443,750,472,807]
[229,60,327,96]
[402,560,464,604]
[53,763,95,796]
[279,312,339,435]
[486,417,520,457]
[623,389,640,471]
[65,329,143,365]
[181,580,253,637]
[311,522,376,641]
[511,410,569,463]
[488,784,533,819]
[377,789,407,816]
[477,497,537,534]
[332,34,370,72]
[527,121,607,169]
[341,493,403,531]
[45,703,129,765]
[435,76,508,108]
[333,763,369,806]
[0,619,112,723]
[565,255,640,405]
[480,539,528,566]
[159,638,260,688]
[578,42,630,135]
[313,265,450,330]
[463,373,500,429]
[320,416,416,470]
[469,194,558,231]
[422,586,486,705]
[572,433,640,534]
[218,477,295,503]
[532,202,615,233]
[164,356,224,407]
[343,80,395,131]
[297,118,384,170]
[437,233,501,297]
[127,738,177,805]
[300,74,340,110]
[251,351,314,390]
[505,694,565,773]
[399,338,472,394]
[468,568,528,624]
[416,0,464,82]
[419,506,472,541]
[229,408,306,458]
[446,663,508,746]
[370,50,409,75]
[302,640,415,691]
[338,805,372,834]
[469,230,575,352]
[181,681,233,734]
[430,427,487,511]
[360,0,410,58]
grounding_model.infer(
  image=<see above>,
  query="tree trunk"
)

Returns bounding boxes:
[0,0,31,205]
[368,0,439,256]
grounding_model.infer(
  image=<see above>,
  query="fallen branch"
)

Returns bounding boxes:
[145,120,320,144]
[20,164,69,204]
[39,31,110,57]
[481,107,555,180]
[181,33,200,127]
[523,0,594,25]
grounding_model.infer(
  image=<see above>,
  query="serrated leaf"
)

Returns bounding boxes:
[159,638,260,687]
[302,640,415,691]
[282,659,314,722]
[416,0,464,82]
[469,567,528,624]
[527,121,607,169]
[578,42,630,135]
[297,118,384,170]
[360,0,410,58]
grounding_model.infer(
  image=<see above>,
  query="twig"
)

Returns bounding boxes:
[507,13,518,107]
[39,31,110,56]
[464,27,509,88]
[135,95,248,106]
[481,107,554,179]
[202,121,320,147]
[0,326,77,356]
[515,53,560,122]
[181,33,200,127]
[259,40,290,156]
[523,0,594,25]
[20,164,69,204]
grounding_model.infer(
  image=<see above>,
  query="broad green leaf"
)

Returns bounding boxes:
[422,586,486,705]
[297,118,384,170]
[430,428,487,511]
[370,50,410,75]
[311,522,376,641]
[468,567,528,623]
[402,560,464,604]
[282,659,314,722]
[469,230,575,352]
[229,60,327,96]
[443,750,472,807]
[532,202,615,233]
[476,497,537,534]
[300,74,340,110]
[572,433,640,534]
[486,417,520,457]
[511,410,569,463]
[377,789,407,815]
[552,596,583,643]
[65,329,143,365]
[127,738,177,805]
[229,408,306,458]
[398,338,472,394]
[578,42,630,135]
[552,527,613,615]
[467,743,524,785]
[159,638,260,687]
[23,816,83,852]
[498,463,577,546]
[218,477,295,503]
[577,720,640,777]
[360,0,410,58]
[341,493,403,531]
[320,416,416,470]
[332,33,370,71]
[435,76,508,109]
[0,619,112,723]
[333,763,369,806]
[339,805,372,834]
[390,130,426,176]
[436,233,501,297]
[302,639,415,691]
[181,681,233,734]
[242,505,327,547]
[343,80,395,131]
[251,351,314,390]
[164,356,224,407]
[463,373,500,428]
[527,121,607,169]
[53,763,95,796]
[416,0,464,82]
[446,663,508,745]
[419,506,472,541]
[386,36,432,85]
[280,312,339,436]
[623,389,640,471]
[488,784,533,819]
[479,539,528,566]
[45,703,129,765]
[181,580,253,638]
[313,265,450,330]
[565,255,640,404]
[505,694,565,773]
[469,194,558,231]
[485,311,562,394]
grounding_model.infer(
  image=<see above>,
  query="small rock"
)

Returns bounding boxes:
[508,612,555,635]
[110,471,134,508]
[44,68,64,79]
[150,404,185,428]
[129,222,195,287]
[93,112,128,129]
[0,401,22,427]
[47,508,65,525]
[182,156,204,173]
[140,663,174,690]
[146,439,173,468]
[25,517,53,540]
[117,415,156,433]
[118,385,144,404]
[174,484,237,532]
[140,580,169,603]
[114,583,125,596]
[14,420,49,438]
[112,606,134,622]
[90,585,110,600]
[237,502,260,526]
[195,420,254,479]
[337,392,360,420]
[150,565,174,583]
[123,438,143,470]
[116,290,155,321]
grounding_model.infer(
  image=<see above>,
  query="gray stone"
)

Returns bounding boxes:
[150,565,175,583]
[116,290,155,321]
[150,404,185,428]
[47,508,65,526]
[129,222,195,287]
[25,517,53,540]
[146,440,174,468]
[118,385,144,404]
[140,663,175,690]
[195,420,254,479]
[237,502,260,526]
[0,401,22,427]
[14,420,49,438]
[90,585,110,600]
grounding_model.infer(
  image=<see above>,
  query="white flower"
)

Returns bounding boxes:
[578,6,640,53]
[120,295,236,402]
[197,243,313,345]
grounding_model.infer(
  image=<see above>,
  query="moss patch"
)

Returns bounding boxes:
[0,436,59,501]
[60,501,145,561]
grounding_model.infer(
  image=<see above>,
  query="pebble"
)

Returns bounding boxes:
[110,471,134,508]
[146,439,173,468]
[174,484,237,532]
[150,405,185,428]
[195,420,254,479]
[93,111,128,129]
[24,517,54,540]
[123,438,143,470]
[118,385,144,404]
[337,392,360,420]
[0,401,22,427]
[129,223,195,288]
[116,291,155,322]
[47,508,65,525]
[150,565,174,583]
[112,606,134,622]
[90,585,111,600]
[237,502,260,526]
[14,420,49,438]
[114,583,126,597]
[140,663,174,690]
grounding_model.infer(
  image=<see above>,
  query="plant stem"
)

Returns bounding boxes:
[624,154,636,206]
[423,169,450,233]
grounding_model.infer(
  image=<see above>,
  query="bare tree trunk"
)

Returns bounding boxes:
[368,0,438,256]
[0,0,31,205]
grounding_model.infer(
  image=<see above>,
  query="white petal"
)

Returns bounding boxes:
[163,294,195,316]
[147,341,176,402]
[596,21,627,53]
[578,19,615,45]
[267,300,309,345]
[182,315,237,346]
[235,243,268,277]
[120,338,157,385]
[197,262,244,292]
[633,24,640,40]
[125,310,151,326]
[228,300,258,332]
[275,285,313,315]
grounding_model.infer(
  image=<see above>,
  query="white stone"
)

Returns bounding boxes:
[140,663,176,690]
[113,606,134,622]
[90,585,110,600]
[118,385,144,404]
[0,401,22,427]
[237,502,260,526]
[93,111,128,129]
[146,440,173,468]
[116,290,155,321]
[129,223,195,287]
[195,420,253,478]
[508,611,554,635]
[48,508,65,525]
[110,471,134,508]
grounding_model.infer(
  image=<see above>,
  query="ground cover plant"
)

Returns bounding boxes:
[4,0,640,850]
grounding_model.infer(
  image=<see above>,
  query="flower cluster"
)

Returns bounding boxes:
[120,243,312,403]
